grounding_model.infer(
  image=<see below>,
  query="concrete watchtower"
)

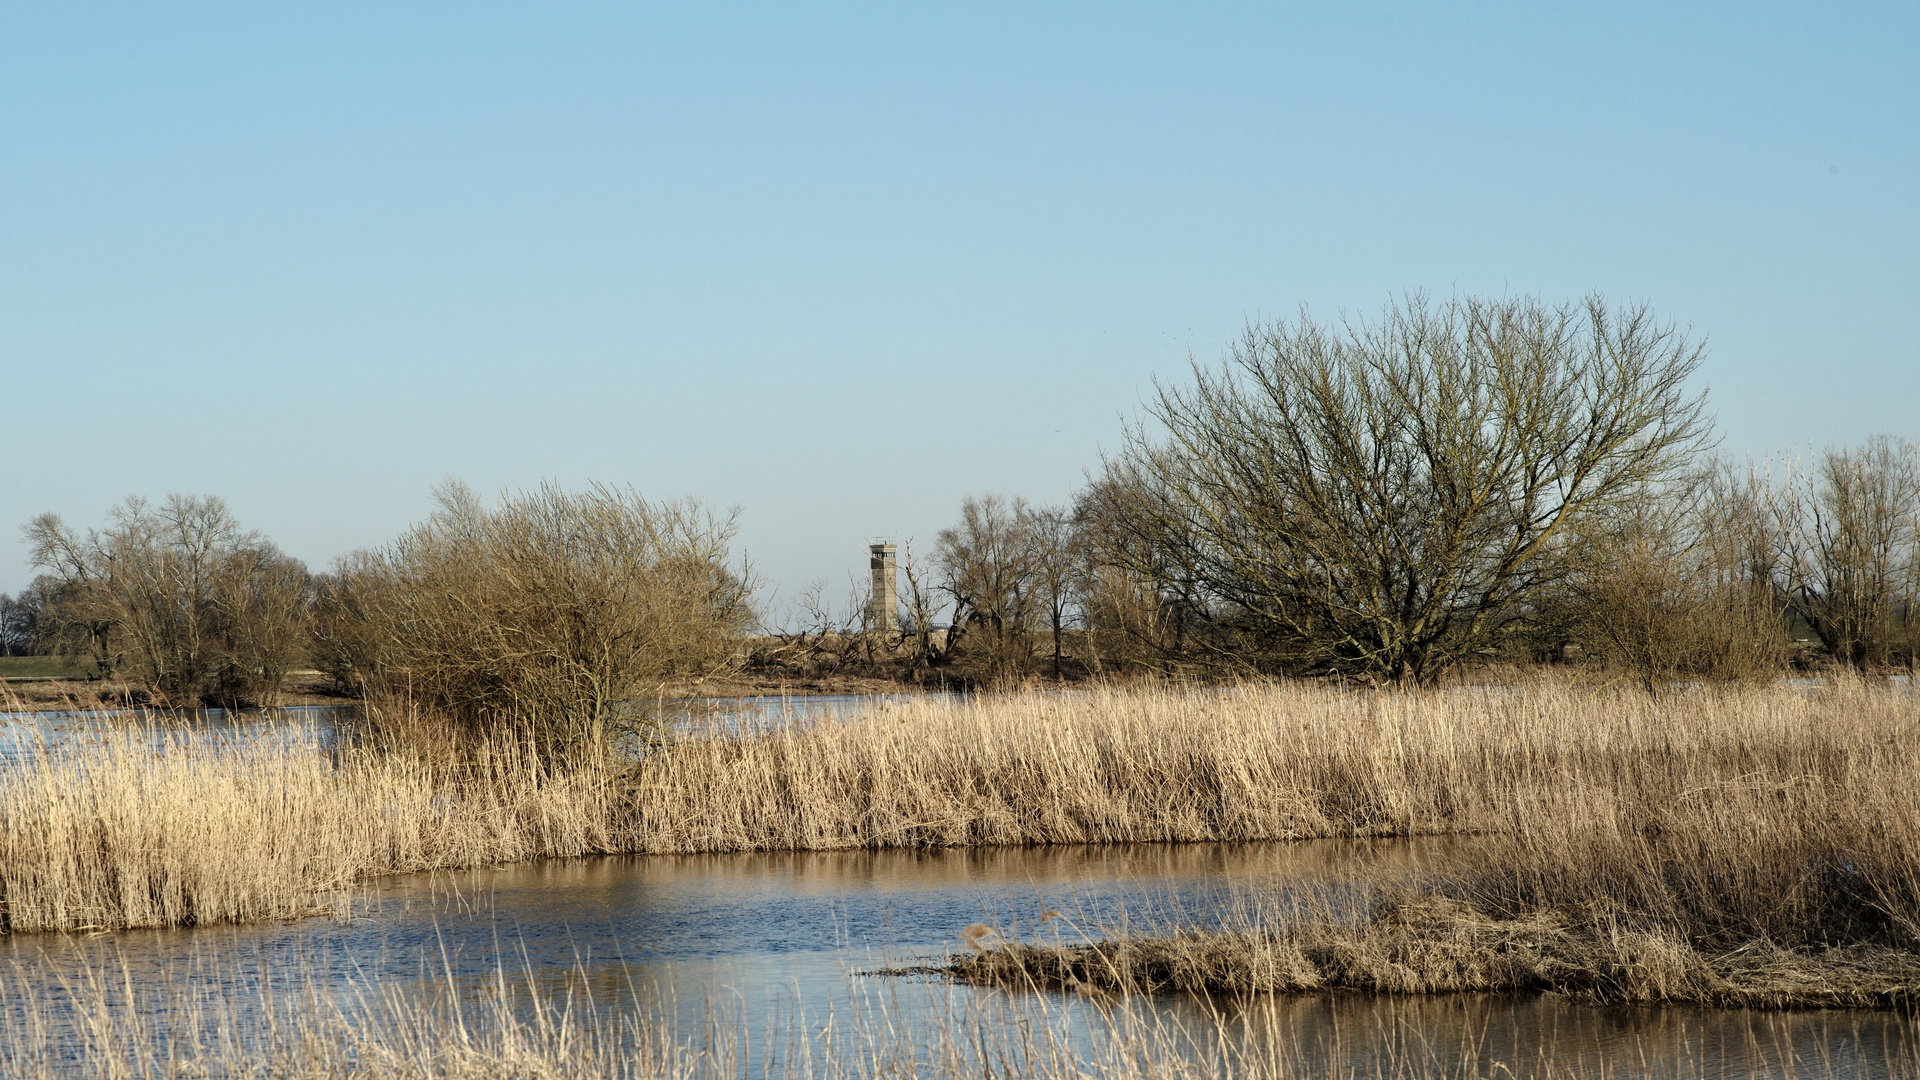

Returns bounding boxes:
[868,543,899,631]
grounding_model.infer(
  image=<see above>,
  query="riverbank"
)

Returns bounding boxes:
[0,668,925,710]
[0,670,353,710]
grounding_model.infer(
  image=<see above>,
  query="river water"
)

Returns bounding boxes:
[0,702,1913,1077]
[1,842,1911,1078]
[0,694,947,763]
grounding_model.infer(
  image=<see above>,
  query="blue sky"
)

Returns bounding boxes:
[3,2,1915,608]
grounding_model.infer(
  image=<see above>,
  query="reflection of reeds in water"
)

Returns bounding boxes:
[3,677,1917,998]
[0,943,1910,1079]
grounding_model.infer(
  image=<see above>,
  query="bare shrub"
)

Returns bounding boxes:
[750,577,878,679]
[1098,294,1713,684]
[1552,482,1785,690]
[333,481,754,763]
[22,495,310,706]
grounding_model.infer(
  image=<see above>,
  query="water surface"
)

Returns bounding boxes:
[2,842,1908,1078]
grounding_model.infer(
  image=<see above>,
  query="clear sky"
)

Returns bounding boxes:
[3,2,1916,610]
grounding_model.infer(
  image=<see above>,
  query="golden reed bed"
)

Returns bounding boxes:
[2,680,1914,1008]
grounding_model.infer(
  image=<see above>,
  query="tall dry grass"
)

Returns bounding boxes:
[937,681,1920,1008]
[3,679,1916,1004]
[621,679,1916,871]
[0,728,619,934]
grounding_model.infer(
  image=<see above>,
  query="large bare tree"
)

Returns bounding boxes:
[1097,294,1713,683]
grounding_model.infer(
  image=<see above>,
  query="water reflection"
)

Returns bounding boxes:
[0,704,344,766]
[2,842,1909,1078]
[1149,992,1913,1079]
[0,693,939,764]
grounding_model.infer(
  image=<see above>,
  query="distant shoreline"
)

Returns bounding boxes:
[0,668,961,712]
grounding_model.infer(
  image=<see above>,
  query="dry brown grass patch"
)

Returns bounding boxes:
[948,899,1920,1009]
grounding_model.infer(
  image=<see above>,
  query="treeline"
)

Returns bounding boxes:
[760,438,1920,691]
[10,293,1917,734]
[765,296,1920,688]
[0,589,38,657]
[14,485,750,751]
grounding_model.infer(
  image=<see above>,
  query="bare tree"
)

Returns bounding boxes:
[0,585,43,657]
[1073,479,1201,675]
[936,495,1042,678]
[23,496,310,705]
[899,539,950,675]
[1554,480,1785,692]
[1098,294,1713,684]
[310,551,385,697]
[1705,439,1920,670]
[1776,438,1920,668]
[1026,505,1078,680]
[207,544,313,706]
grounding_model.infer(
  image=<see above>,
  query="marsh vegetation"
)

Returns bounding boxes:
[3,681,1913,1015]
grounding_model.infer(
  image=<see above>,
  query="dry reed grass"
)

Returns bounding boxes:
[949,899,1920,1010]
[934,680,1920,1008]
[619,679,1916,868]
[0,725,620,934]
[3,679,1915,1009]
